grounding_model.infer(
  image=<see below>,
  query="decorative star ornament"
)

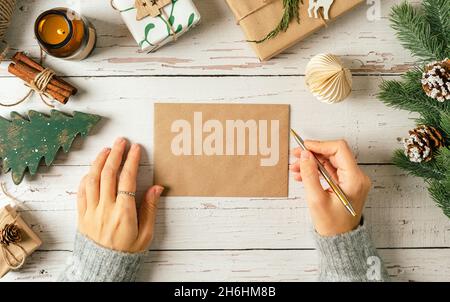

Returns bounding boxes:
[135,0,172,20]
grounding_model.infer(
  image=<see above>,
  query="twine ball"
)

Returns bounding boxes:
[0,0,16,55]
[305,54,353,104]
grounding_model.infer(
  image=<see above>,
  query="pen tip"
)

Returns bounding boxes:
[347,205,357,217]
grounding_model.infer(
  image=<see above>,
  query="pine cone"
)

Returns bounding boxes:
[404,125,445,163]
[421,58,450,102]
[0,223,22,246]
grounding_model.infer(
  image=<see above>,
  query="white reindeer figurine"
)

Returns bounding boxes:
[308,0,335,20]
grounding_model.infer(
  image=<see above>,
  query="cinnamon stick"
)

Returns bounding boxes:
[12,52,78,95]
[14,62,72,98]
[8,64,68,104]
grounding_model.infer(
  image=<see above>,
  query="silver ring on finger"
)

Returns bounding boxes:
[118,191,136,197]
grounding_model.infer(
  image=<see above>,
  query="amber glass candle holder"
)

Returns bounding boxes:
[34,8,96,60]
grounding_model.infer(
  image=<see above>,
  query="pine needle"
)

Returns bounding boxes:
[392,150,446,180]
[250,0,302,44]
[423,0,450,53]
[378,71,449,115]
[429,179,450,217]
[390,1,449,62]
[439,112,450,139]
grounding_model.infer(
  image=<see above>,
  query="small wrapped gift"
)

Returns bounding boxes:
[0,205,42,278]
[112,0,201,52]
[226,0,364,61]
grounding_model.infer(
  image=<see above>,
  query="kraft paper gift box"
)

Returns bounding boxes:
[112,0,201,52]
[0,205,42,278]
[225,0,364,61]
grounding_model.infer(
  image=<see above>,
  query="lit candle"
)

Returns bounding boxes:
[37,13,70,45]
[35,8,96,60]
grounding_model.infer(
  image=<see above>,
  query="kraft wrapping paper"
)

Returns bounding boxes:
[0,205,42,278]
[154,103,290,197]
[226,0,364,61]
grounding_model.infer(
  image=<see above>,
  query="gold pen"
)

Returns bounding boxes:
[290,129,357,217]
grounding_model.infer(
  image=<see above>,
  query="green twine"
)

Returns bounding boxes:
[250,0,302,44]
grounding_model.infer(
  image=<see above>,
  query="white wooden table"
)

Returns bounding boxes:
[1,0,449,282]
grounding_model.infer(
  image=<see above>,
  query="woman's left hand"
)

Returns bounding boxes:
[77,137,164,253]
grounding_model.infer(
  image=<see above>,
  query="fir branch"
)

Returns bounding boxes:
[390,1,448,61]
[439,112,450,140]
[402,67,423,83]
[379,80,441,115]
[378,68,450,115]
[415,108,448,133]
[429,179,450,218]
[423,0,450,55]
[427,149,450,218]
[250,0,301,44]
[415,110,440,125]
[402,68,450,111]
[383,0,450,220]
[435,147,450,168]
[392,150,446,180]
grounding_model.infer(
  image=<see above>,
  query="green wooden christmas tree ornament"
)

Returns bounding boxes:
[0,110,101,185]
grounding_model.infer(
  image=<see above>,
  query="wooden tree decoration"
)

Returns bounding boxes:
[0,110,101,185]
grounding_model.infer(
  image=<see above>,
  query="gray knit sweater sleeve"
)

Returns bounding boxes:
[58,225,388,282]
[314,223,389,282]
[57,232,143,282]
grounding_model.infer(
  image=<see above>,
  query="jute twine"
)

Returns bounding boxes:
[0,60,56,108]
[0,0,16,59]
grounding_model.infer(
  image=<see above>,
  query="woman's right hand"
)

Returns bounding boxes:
[290,140,372,237]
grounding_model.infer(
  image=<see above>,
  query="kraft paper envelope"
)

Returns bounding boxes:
[154,103,290,197]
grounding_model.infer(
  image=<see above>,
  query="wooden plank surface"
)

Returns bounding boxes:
[3,249,450,282]
[0,76,416,165]
[0,0,448,282]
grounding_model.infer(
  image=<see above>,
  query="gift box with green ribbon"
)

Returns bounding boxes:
[112,0,201,52]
